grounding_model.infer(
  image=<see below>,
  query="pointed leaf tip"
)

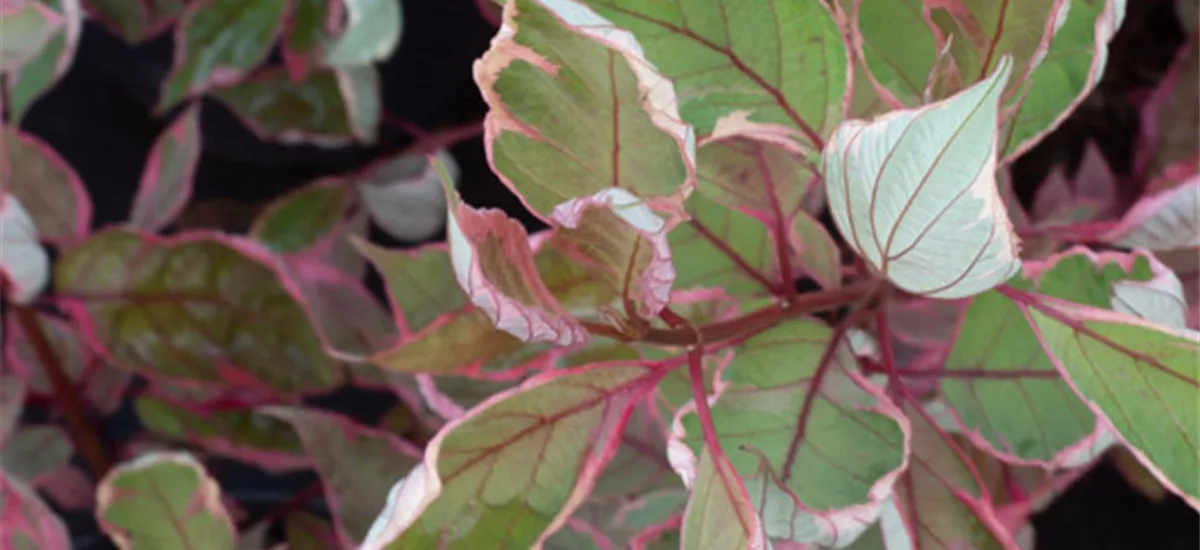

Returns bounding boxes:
[824,56,1020,299]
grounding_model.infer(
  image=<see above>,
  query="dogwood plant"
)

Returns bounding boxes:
[0,0,1196,548]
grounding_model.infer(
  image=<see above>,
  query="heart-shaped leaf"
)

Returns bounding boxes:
[823,57,1020,299]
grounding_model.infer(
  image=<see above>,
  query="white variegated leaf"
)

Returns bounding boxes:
[823,57,1020,299]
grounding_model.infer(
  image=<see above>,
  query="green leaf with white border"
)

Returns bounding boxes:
[0,467,71,550]
[672,319,908,546]
[943,247,1180,466]
[579,0,848,148]
[823,56,1020,299]
[359,362,665,549]
[158,0,287,111]
[96,452,236,550]
[476,0,695,220]
[1021,295,1200,507]
[262,407,422,548]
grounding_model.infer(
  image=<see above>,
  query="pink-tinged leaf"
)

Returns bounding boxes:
[445,189,587,346]
[285,257,400,359]
[1110,446,1169,503]
[881,401,1017,550]
[1012,292,1200,506]
[0,194,49,305]
[321,0,402,67]
[129,104,202,232]
[2,129,91,245]
[1031,142,1119,227]
[848,0,940,110]
[211,66,380,145]
[789,210,842,289]
[5,311,130,414]
[2,0,81,122]
[261,407,422,547]
[672,319,909,546]
[0,467,71,550]
[360,362,666,549]
[83,0,183,43]
[475,0,695,222]
[823,58,1021,299]
[281,0,340,79]
[96,452,238,550]
[0,425,94,511]
[356,150,458,244]
[54,229,342,393]
[1104,176,1200,252]
[1135,34,1198,183]
[941,247,1170,466]
[367,306,554,376]
[133,397,309,472]
[157,0,288,111]
[0,2,61,74]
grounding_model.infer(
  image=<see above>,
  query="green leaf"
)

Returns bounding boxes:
[850,0,938,107]
[360,363,664,549]
[55,229,342,393]
[669,192,777,296]
[211,67,380,144]
[0,467,71,550]
[1024,297,1200,505]
[97,453,237,550]
[943,249,1165,464]
[134,397,307,471]
[263,407,422,547]
[884,402,1014,549]
[477,0,694,219]
[353,239,468,335]
[680,449,762,550]
[323,0,403,67]
[823,57,1019,299]
[580,0,848,147]
[282,0,336,75]
[250,179,353,254]
[1000,0,1126,160]
[158,0,288,111]
[283,511,338,550]
[675,319,907,546]
[2,0,80,122]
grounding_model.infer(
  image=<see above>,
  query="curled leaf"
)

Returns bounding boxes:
[1104,176,1199,252]
[323,0,403,67]
[823,57,1020,299]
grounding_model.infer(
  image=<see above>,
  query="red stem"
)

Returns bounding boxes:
[13,305,113,479]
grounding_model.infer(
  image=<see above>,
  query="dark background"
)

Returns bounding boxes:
[17,0,1199,547]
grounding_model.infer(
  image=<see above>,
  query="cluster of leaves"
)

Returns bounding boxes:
[0,0,1197,549]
